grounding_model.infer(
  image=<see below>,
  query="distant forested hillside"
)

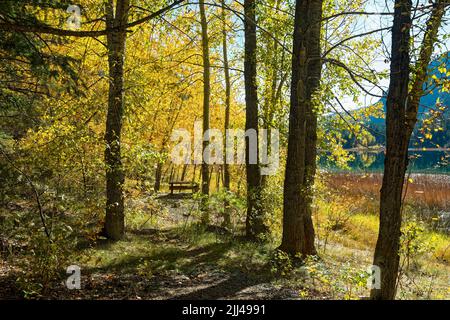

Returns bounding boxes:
[342,52,450,149]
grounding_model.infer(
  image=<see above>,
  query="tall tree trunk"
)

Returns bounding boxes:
[169,165,174,183]
[370,0,412,300]
[154,145,166,192]
[192,164,197,182]
[199,0,210,223]
[222,0,231,227]
[302,0,322,255]
[181,164,188,181]
[371,0,447,300]
[261,0,281,188]
[154,161,163,192]
[244,0,267,240]
[280,0,322,256]
[216,166,221,191]
[208,165,214,188]
[104,0,129,240]
[154,108,183,192]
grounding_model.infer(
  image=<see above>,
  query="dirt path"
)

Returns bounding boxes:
[49,228,300,300]
[1,194,303,300]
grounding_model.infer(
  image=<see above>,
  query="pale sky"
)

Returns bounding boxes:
[339,0,450,111]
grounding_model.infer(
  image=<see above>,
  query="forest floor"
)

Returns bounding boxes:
[1,189,450,300]
[1,194,301,300]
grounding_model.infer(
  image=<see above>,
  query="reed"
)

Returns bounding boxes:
[324,172,450,212]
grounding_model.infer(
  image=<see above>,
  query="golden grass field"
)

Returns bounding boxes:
[324,172,450,211]
[307,172,450,299]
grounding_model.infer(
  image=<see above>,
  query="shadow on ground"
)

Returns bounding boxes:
[55,226,294,300]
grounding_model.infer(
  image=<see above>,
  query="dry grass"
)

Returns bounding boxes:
[324,172,450,211]
[313,188,450,299]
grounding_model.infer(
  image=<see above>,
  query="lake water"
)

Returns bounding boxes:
[320,150,450,174]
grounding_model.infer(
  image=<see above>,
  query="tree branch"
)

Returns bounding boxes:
[0,0,186,37]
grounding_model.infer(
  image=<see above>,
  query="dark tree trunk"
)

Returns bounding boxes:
[192,164,197,182]
[302,0,322,254]
[199,0,210,223]
[181,164,188,181]
[154,161,163,192]
[208,165,214,188]
[153,108,183,192]
[244,0,267,240]
[216,166,220,191]
[154,145,166,192]
[104,0,129,240]
[222,0,231,227]
[370,0,412,300]
[261,0,281,187]
[280,0,322,256]
[371,0,447,300]
[169,165,174,183]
